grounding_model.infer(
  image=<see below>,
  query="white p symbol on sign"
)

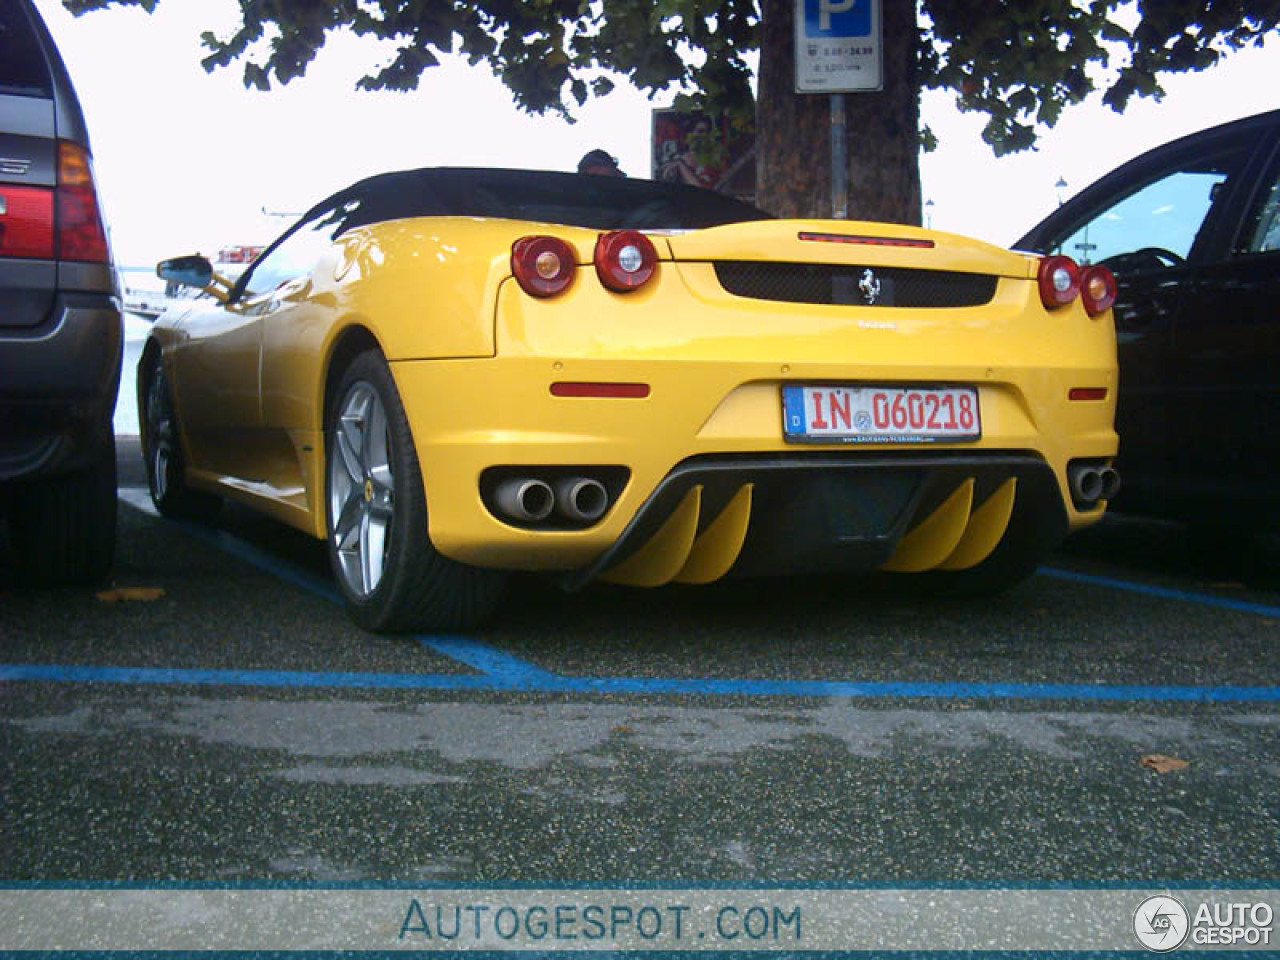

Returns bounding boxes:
[819,0,857,31]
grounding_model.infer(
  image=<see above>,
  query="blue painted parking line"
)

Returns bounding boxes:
[0,663,503,691]
[1040,566,1280,619]
[117,489,337,603]
[116,488,557,681]
[14,488,1262,704]
[422,635,561,684]
[4,661,1280,702]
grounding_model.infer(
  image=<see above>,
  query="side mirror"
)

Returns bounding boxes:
[157,255,213,289]
[156,254,234,303]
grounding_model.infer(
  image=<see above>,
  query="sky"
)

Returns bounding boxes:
[30,0,1279,269]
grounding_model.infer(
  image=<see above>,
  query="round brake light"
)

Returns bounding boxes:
[1037,254,1081,309]
[512,236,576,297]
[1079,264,1117,316]
[594,230,658,292]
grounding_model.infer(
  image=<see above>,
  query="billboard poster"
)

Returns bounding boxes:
[651,109,756,201]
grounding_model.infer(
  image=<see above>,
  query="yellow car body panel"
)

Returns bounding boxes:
[147,189,1117,595]
[664,219,1039,280]
[386,223,1115,569]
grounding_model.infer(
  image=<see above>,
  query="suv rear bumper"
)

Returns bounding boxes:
[0,292,123,482]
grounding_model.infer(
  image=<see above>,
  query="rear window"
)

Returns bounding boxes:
[0,0,52,97]
[309,168,771,239]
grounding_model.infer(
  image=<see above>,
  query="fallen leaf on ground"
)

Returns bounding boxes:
[1140,754,1189,773]
[96,586,166,603]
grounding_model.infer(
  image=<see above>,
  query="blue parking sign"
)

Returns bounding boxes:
[802,0,871,38]
[794,0,881,91]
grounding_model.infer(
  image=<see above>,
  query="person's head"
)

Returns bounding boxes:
[578,149,625,177]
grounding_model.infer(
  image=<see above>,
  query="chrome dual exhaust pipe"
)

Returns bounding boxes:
[1068,462,1121,506]
[1098,467,1120,500]
[493,476,610,524]
[553,477,609,522]
[493,478,554,522]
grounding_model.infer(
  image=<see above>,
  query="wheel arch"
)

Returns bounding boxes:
[323,324,384,423]
[135,338,165,453]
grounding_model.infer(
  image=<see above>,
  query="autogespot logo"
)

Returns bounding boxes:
[1134,895,1191,952]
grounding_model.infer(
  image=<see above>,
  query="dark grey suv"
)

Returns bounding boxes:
[0,0,121,583]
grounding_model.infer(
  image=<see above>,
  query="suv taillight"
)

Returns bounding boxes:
[0,141,109,263]
[56,141,110,263]
[0,185,55,258]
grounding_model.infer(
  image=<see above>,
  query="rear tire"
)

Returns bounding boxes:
[325,350,505,632]
[141,356,220,521]
[9,441,116,586]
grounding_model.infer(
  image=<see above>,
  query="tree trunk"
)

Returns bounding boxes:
[756,0,922,225]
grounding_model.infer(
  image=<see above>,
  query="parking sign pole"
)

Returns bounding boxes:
[831,92,847,219]
[795,0,882,219]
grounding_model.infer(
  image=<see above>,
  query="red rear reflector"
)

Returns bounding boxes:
[798,231,935,249]
[550,381,650,399]
[56,141,110,263]
[0,185,55,258]
[1069,387,1108,401]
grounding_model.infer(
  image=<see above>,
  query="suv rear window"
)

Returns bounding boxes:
[0,0,53,97]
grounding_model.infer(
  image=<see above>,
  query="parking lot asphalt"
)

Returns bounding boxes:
[1,438,1277,884]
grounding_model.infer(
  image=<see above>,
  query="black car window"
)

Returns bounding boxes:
[1239,164,1280,254]
[1048,145,1248,268]
[0,0,53,97]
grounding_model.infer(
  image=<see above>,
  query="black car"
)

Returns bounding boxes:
[1016,109,1280,531]
[0,0,121,583]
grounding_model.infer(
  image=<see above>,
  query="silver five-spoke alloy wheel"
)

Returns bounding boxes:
[146,371,174,502]
[328,380,395,597]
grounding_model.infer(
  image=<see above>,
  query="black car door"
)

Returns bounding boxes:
[1166,129,1280,517]
[1016,127,1256,514]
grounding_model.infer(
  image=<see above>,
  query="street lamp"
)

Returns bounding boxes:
[1054,177,1068,207]
[924,197,935,228]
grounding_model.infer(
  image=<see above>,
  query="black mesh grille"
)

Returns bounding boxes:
[713,261,999,308]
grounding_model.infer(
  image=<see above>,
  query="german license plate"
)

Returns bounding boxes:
[782,384,981,443]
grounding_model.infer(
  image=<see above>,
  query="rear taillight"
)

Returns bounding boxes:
[56,141,110,263]
[1038,254,1080,309]
[594,230,657,292]
[0,184,55,258]
[512,235,576,297]
[1079,264,1117,316]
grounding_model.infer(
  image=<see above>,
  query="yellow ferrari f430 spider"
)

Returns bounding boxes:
[141,168,1118,631]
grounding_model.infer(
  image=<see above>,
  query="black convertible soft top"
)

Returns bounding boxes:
[306,167,772,238]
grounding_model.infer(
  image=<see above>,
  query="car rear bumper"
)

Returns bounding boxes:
[0,293,123,482]
[390,354,1116,580]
